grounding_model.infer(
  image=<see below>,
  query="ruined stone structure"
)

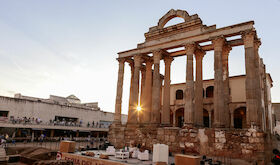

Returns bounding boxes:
[109,9,273,164]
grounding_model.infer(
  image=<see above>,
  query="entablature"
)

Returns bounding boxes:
[118,21,254,58]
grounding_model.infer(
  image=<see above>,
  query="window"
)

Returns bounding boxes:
[206,86,214,98]
[176,90,183,100]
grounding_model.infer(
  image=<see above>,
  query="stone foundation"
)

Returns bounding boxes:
[109,125,272,164]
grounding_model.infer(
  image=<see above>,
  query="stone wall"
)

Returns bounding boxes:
[109,125,271,164]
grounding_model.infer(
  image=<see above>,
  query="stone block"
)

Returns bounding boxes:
[59,141,76,153]
[214,143,224,150]
[242,149,253,154]
[179,142,185,148]
[249,137,263,143]
[256,132,264,137]
[171,131,178,136]
[245,131,252,137]
[170,135,176,142]
[189,129,198,133]
[242,144,254,150]
[185,142,194,148]
[165,135,169,141]
[215,137,226,143]
[215,131,225,138]
[165,129,172,135]
[252,132,257,137]
[174,154,201,165]
[179,129,189,136]
[190,133,197,138]
[158,129,164,135]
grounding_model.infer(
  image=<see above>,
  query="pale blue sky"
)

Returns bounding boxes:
[0,0,279,114]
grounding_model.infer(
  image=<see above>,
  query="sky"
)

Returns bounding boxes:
[0,0,279,115]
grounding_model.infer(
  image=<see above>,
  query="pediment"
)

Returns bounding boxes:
[144,9,206,41]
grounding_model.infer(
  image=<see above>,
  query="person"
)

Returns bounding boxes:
[5,134,9,140]
[40,133,44,143]
[12,139,16,145]
[80,120,83,126]
[1,138,6,148]
[272,149,280,165]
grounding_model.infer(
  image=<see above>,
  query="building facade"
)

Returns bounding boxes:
[0,94,127,140]
[170,75,273,131]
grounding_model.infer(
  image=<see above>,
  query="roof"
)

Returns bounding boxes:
[66,95,80,101]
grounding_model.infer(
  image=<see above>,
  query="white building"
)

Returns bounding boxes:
[0,94,127,140]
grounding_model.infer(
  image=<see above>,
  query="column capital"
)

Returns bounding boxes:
[242,30,256,48]
[140,65,146,72]
[128,61,134,68]
[254,39,261,50]
[222,45,232,57]
[134,55,142,67]
[117,58,126,64]
[194,49,206,60]
[185,42,196,55]
[211,36,225,51]
[145,58,153,65]
[163,56,173,65]
[152,50,162,64]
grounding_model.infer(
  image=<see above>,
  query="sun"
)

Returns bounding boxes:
[136,106,141,111]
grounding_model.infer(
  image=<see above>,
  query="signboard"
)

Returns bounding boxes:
[61,152,126,165]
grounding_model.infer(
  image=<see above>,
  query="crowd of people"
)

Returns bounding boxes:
[8,116,110,128]
[9,116,42,124]
[49,119,82,127]
[86,121,109,128]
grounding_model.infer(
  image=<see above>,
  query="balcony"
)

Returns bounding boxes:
[0,117,109,132]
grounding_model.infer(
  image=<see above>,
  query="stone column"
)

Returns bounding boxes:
[230,111,234,128]
[114,58,126,124]
[222,45,232,128]
[254,40,263,129]
[151,50,162,124]
[212,37,225,128]
[184,43,196,127]
[162,56,173,126]
[140,67,146,105]
[139,67,146,123]
[127,62,134,123]
[242,30,260,128]
[50,129,54,137]
[128,55,142,124]
[194,49,205,127]
[143,59,153,124]
[173,111,176,127]
[209,111,212,128]
[261,59,269,131]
